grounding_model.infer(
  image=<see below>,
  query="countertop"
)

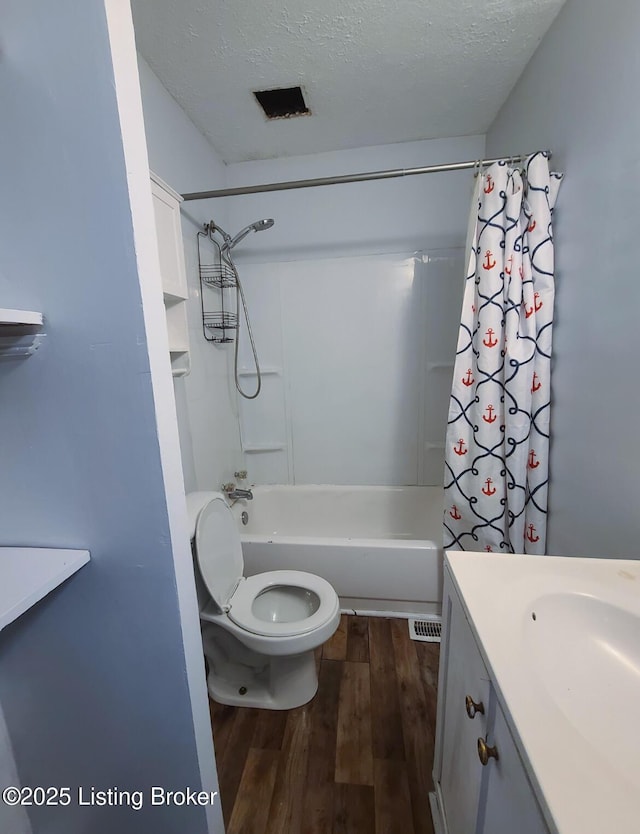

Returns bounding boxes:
[446,550,640,834]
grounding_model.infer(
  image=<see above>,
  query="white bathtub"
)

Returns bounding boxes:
[231,485,443,618]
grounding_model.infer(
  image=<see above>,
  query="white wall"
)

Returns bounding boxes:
[226,135,485,261]
[0,2,218,831]
[225,136,483,484]
[486,0,640,558]
[137,55,243,492]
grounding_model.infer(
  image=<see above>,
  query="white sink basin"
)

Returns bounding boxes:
[446,551,640,834]
[525,591,640,779]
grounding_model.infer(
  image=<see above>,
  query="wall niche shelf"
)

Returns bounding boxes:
[0,547,90,632]
[150,172,191,378]
[0,309,44,358]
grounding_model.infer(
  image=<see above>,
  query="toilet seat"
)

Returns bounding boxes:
[191,492,339,639]
[188,490,341,708]
[227,570,339,637]
[194,493,244,612]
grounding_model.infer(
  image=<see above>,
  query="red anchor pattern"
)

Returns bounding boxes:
[444,155,561,555]
[526,524,540,543]
[483,328,498,348]
[453,439,468,456]
[462,369,474,387]
[483,250,496,270]
[481,478,496,496]
[482,404,497,424]
[525,292,543,319]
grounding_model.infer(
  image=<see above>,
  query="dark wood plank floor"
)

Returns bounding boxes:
[209,615,439,834]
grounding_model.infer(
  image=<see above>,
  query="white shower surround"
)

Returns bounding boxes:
[234,248,466,488]
[232,485,443,617]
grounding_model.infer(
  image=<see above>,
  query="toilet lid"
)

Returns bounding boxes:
[228,570,339,637]
[195,495,244,610]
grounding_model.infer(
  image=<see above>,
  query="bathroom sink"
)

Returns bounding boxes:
[525,591,640,779]
[445,551,640,834]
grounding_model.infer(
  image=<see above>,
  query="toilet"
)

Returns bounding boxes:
[187,491,340,710]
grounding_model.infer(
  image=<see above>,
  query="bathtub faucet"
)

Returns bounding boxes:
[222,483,253,501]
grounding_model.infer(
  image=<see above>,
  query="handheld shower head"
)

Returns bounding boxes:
[222,218,275,252]
[252,218,275,232]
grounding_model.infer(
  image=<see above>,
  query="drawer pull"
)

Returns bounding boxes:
[477,737,499,766]
[465,695,485,719]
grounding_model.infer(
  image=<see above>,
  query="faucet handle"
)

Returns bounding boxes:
[234,470,248,480]
[222,483,235,494]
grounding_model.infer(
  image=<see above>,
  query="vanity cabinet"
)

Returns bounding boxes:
[432,568,550,834]
[477,702,549,834]
[150,171,190,377]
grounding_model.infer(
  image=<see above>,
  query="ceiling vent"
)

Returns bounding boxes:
[253,86,310,119]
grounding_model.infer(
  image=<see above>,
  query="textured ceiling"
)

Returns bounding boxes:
[131,0,566,163]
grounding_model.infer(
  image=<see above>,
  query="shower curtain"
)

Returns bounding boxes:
[444,152,563,554]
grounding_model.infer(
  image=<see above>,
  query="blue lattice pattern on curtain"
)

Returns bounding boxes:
[443,153,563,554]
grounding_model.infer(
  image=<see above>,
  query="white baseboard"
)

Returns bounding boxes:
[339,597,442,619]
[429,791,446,834]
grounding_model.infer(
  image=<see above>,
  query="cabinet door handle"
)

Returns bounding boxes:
[477,737,499,766]
[465,695,485,719]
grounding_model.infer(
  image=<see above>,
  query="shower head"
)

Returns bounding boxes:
[221,218,275,252]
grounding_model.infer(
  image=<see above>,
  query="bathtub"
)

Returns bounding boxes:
[231,485,443,618]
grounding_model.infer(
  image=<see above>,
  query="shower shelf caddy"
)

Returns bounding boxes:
[197,230,238,344]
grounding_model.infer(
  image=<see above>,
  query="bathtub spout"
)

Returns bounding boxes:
[224,487,253,501]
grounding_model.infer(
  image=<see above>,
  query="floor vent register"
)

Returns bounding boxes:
[408,618,442,643]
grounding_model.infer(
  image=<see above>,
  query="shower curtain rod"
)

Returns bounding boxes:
[181,151,550,201]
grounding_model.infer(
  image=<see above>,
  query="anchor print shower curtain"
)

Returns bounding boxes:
[444,153,563,554]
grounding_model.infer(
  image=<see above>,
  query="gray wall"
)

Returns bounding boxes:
[0,707,30,834]
[0,2,210,831]
[486,0,640,558]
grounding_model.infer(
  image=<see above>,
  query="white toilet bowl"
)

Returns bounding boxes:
[187,491,340,709]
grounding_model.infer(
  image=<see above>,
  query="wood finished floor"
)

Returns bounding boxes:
[209,615,439,834]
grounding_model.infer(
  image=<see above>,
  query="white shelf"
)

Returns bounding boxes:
[0,309,43,326]
[171,351,191,378]
[0,547,90,632]
[237,366,282,376]
[163,288,189,303]
[243,443,286,453]
[0,309,44,358]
